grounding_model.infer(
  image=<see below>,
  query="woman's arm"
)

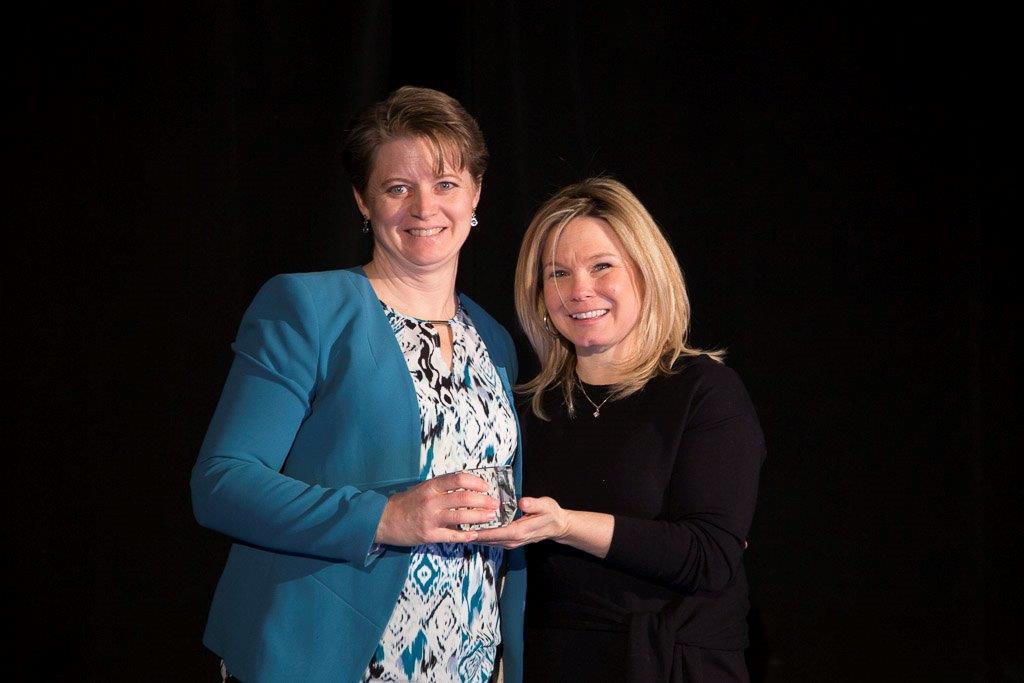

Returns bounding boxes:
[190,275,384,563]
[475,497,614,557]
[190,275,494,563]
[606,365,764,592]
[476,363,765,593]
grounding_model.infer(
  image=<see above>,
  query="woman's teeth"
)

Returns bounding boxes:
[570,309,608,320]
[408,227,444,236]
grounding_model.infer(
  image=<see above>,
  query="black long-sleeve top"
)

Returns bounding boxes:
[521,355,766,682]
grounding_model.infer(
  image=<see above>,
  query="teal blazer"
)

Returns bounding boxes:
[191,268,525,683]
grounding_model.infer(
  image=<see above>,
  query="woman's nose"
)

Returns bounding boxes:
[568,274,594,301]
[410,191,438,218]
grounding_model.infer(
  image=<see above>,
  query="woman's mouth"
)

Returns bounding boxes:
[407,227,446,237]
[570,309,608,320]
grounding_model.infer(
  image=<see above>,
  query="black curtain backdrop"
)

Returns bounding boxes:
[10,3,1020,681]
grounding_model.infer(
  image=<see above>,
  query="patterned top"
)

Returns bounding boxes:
[362,301,518,683]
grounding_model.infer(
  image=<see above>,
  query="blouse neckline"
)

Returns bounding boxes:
[379,299,464,326]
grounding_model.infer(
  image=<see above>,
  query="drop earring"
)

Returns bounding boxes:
[470,211,479,228]
[542,314,560,337]
[362,216,370,234]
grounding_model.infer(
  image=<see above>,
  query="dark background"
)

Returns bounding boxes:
[10,2,1020,681]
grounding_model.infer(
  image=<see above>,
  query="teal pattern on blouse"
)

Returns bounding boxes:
[362,302,517,683]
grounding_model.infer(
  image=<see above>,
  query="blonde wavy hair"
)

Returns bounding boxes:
[515,177,723,419]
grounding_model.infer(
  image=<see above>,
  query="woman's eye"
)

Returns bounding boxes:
[438,181,457,191]
[386,185,408,196]
[593,263,611,272]
[547,269,568,279]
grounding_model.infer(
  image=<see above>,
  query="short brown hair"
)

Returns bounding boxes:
[341,86,488,194]
[514,177,723,419]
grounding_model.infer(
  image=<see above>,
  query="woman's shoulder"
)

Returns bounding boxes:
[663,354,760,424]
[274,267,365,299]
[252,268,372,316]
[671,353,739,385]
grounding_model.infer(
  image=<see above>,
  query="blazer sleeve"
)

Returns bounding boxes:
[605,363,765,593]
[190,274,388,564]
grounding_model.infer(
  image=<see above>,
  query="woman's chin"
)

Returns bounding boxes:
[572,339,613,357]
[389,248,461,272]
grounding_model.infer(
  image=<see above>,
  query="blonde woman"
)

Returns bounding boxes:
[476,177,765,682]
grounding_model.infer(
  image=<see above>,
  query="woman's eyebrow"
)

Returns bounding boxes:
[377,175,413,186]
[544,252,618,269]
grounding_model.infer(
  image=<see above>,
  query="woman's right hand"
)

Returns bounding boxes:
[374,472,499,546]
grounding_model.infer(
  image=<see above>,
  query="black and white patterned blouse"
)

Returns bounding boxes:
[362,301,517,683]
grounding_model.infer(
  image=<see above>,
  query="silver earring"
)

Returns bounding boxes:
[470,211,479,228]
[542,314,560,337]
[362,216,370,234]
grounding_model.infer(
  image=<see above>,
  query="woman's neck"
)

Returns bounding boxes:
[575,333,641,385]
[363,257,459,320]
[575,354,624,386]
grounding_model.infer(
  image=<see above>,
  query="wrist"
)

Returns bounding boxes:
[556,509,575,543]
[375,499,394,545]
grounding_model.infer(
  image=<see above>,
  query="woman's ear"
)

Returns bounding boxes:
[473,180,483,209]
[352,186,370,218]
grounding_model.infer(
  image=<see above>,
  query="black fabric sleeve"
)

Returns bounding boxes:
[605,363,766,593]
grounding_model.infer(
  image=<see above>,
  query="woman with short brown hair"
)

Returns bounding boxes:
[192,86,525,683]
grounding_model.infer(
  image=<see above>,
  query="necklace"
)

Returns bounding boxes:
[577,378,613,418]
[420,302,461,326]
[381,299,461,326]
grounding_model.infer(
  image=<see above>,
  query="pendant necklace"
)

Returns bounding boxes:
[419,301,462,326]
[577,378,613,418]
[381,299,462,326]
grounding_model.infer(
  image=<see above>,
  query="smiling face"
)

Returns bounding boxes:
[542,216,644,365]
[354,136,481,276]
